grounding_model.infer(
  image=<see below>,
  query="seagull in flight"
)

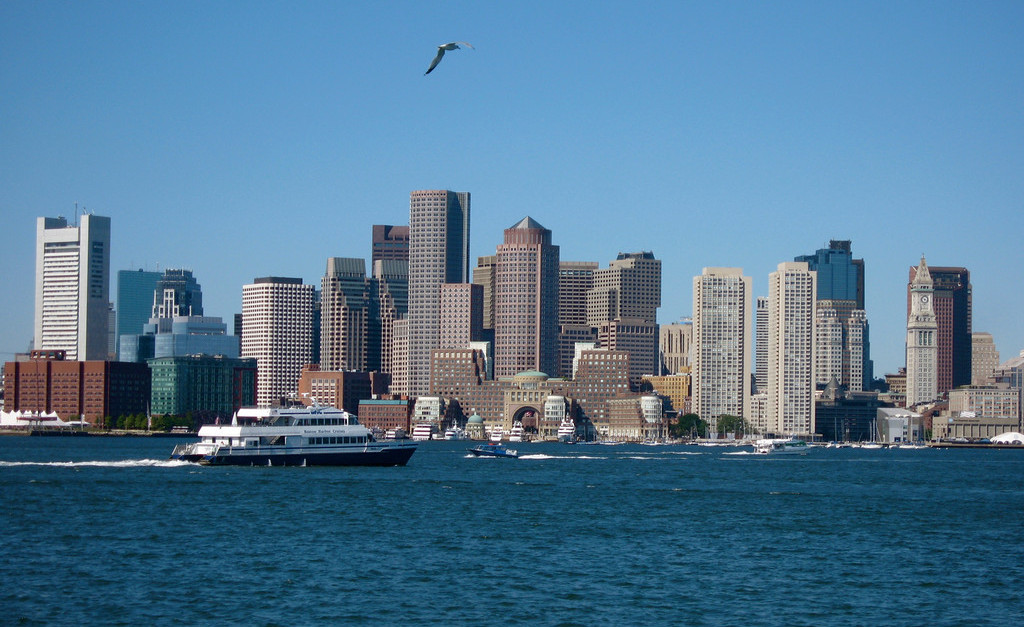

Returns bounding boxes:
[425,42,474,75]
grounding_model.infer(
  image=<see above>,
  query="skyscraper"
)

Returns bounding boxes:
[320,257,370,371]
[766,262,816,436]
[371,224,410,263]
[909,265,971,394]
[796,240,871,389]
[905,257,938,407]
[241,277,315,407]
[494,217,559,378]
[152,269,203,318]
[439,283,484,350]
[754,296,768,393]
[34,214,111,361]
[372,259,408,376]
[115,269,161,359]
[407,190,470,396]
[692,268,752,431]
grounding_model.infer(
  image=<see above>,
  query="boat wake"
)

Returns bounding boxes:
[518,454,608,460]
[0,459,193,468]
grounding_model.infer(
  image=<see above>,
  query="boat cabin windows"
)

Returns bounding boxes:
[308,436,367,445]
[295,416,355,426]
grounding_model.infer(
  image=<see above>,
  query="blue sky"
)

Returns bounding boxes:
[2,1,1022,376]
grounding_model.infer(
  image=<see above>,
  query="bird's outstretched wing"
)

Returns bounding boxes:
[454,41,474,49]
[425,48,446,75]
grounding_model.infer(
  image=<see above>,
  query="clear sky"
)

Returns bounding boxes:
[2,1,1022,377]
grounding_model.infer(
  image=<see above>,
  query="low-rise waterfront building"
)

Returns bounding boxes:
[357,396,414,433]
[296,365,387,415]
[148,354,256,420]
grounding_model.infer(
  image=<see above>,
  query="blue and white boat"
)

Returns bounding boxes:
[170,403,417,466]
[753,437,809,455]
[468,443,519,459]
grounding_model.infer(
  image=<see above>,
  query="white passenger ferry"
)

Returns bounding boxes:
[753,437,809,455]
[170,403,417,466]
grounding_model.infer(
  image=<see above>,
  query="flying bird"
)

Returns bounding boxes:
[425,41,474,75]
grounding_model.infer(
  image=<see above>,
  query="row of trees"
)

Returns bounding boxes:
[106,414,193,431]
[668,413,750,439]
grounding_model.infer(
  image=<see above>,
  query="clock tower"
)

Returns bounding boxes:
[906,255,937,407]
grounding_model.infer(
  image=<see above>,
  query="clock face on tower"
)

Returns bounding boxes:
[920,295,929,303]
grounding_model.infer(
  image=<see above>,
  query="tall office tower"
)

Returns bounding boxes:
[152,269,203,318]
[559,261,598,326]
[115,269,160,359]
[320,258,370,372]
[586,252,662,326]
[439,283,483,350]
[905,257,938,407]
[408,190,470,395]
[766,262,817,436]
[494,217,560,378]
[754,297,769,393]
[909,265,971,394]
[34,214,111,361]
[472,255,497,333]
[241,277,315,407]
[372,259,408,376]
[596,318,658,389]
[692,268,752,432]
[586,252,662,387]
[659,320,692,375]
[390,318,410,394]
[796,240,871,390]
[971,332,1000,385]
[371,224,410,263]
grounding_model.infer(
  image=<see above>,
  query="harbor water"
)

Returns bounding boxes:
[2,436,1023,625]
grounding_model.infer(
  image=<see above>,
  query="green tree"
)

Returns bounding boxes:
[716,414,749,437]
[671,413,707,439]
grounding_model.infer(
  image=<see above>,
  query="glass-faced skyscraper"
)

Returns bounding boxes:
[115,269,161,359]
[34,214,111,361]
[406,190,470,396]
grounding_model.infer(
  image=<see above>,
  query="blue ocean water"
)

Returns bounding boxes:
[2,437,1023,626]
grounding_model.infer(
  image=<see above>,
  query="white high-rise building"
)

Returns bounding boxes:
[34,214,111,361]
[754,297,768,393]
[241,277,315,407]
[906,256,938,407]
[766,262,817,436]
[692,268,752,433]
[407,190,470,396]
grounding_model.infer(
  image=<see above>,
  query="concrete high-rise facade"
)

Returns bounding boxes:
[372,259,408,377]
[909,265,971,395]
[115,269,161,359]
[371,224,410,263]
[905,257,938,407]
[766,262,816,436]
[796,240,871,389]
[692,268,752,431]
[152,269,203,318]
[408,190,470,395]
[439,283,483,350]
[241,277,315,407]
[320,258,370,372]
[494,217,559,378]
[34,214,111,361]
[755,297,768,393]
[659,320,692,375]
[559,261,598,327]
[971,332,1000,385]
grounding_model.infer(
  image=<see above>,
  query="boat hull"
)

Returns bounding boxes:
[172,443,417,467]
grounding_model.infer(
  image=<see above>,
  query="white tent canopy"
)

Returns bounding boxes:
[991,432,1024,445]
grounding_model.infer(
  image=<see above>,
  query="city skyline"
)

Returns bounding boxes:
[2,2,1022,375]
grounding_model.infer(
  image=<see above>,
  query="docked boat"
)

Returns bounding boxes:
[489,426,504,443]
[753,437,809,455]
[557,416,576,443]
[169,403,417,466]
[411,423,436,441]
[468,443,519,459]
[444,424,468,440]
[508,421,524,442]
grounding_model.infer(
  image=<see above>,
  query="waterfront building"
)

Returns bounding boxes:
[494,217,560,379]
[4,350,149,427]
[115,269,161,360]
[439,283,484,350]
[748,392,768,436]
[766,262,816,436]
[34,214,111,361]
[320,257,370,372]
[905,257,938,407]
[241,277,315,407]
[796,240,871,389]
[148,354,256,419]
[408,190,470,396]
[641,373,690,415]
[691,268,752,432]
[596,317,658,390]
[876,407,925,444]
[357,396,414,433]
[909,264,971,394]
[816,381,887,442]
[371,224,410,263]
[971,332,1000,385]
[754,297,768,393]
[659,320,692,376]
[607,395,664,441]
[948,384,1022,427]
[296,365,385,414]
